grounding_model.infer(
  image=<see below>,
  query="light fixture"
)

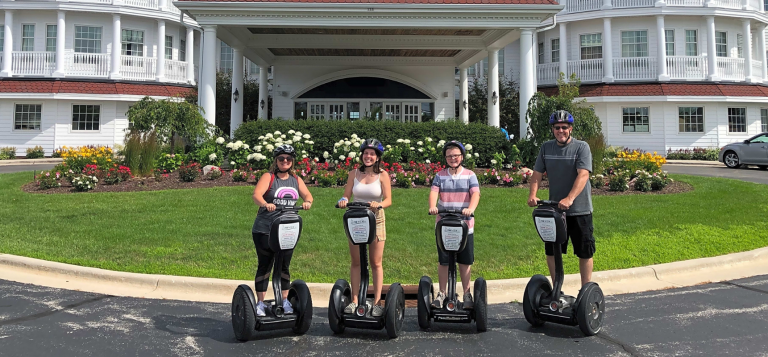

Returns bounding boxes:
[492,91,498,105]
[462,100,467,109]
[260,99,265,110]
[233,88,239,103]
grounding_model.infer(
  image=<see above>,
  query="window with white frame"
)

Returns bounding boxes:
[737,33,743,58]
[538,42,544,64]
[685,30,698,56]
[728,107,746,133]
[621,30,648,57]
[220,41,233,72]
[309,104,325,120]
[665,30,674,56]
[46,25,56,52]
[328,104,345,120]
[679,107,704,133]
[499,49,505,76]
[765,0,768,11]
[71,105,100,131]
[74,26,102,53]
[467,64,476,77]
[249,60,259,76]
[22,24,35,51]
[762,108,768,132]
[580,33,602,60]
[179,39,186,62]
[347,102,360,120]
[14,104,42,131]
[121,29,144,56]
[0,27,4,52]
[715,31,727,57]
[165,36,173,60]
[551,38,560,63]
[482,57,488,76]
[404,104,420,123]
[369,102,383,120]
[622,107,650,133]
[384,103,401,121]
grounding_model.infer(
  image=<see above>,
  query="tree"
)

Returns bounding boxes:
[467,75,520,138]
[127,97,212,153]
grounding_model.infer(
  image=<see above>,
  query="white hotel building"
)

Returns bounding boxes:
[2,0,768,156]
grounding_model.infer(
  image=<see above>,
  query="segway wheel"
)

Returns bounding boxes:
[576,283,605,336]
[385,283,405,339]
[328,279,349,334]
[523,274,551,327]
[231,285,256,342]
[289,280,313,335]
[474,278,488,332]
[417,276,433,330]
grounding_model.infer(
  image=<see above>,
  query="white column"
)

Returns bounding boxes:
[706,16,719,81]
[1,10,14,77]
[110,14,122,79]
[230,47,244,137]
[603,17,614,82]
[657,15,669,81]
[185,27,195,84]
[459,67,469,123]
[519,29,534,140]
[488,48,500,128]
[602,0,613,9]
[159,0,168,10]
[258,65,268,119]
[742,0,750,10]
[559,23,568,80]
[758,24,767,81]
[532,32,539,89]
[156,20,166,81]
[743,19,754,82]
[53,11,66,77]
[201,26,217,126]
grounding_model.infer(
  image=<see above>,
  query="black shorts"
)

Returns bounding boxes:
[545,214,595,259]
[438,233,474,266]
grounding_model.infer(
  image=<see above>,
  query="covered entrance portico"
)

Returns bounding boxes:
[175,0,562,139]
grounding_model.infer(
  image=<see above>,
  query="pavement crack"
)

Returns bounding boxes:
[0,294,111,326]
[719,281,768,295]
[597,332,643,357]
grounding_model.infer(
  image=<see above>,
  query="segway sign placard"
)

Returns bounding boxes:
[348,217,370,244]
[441,226,463,251]
[278,222,301,250]
[534,217,557,242]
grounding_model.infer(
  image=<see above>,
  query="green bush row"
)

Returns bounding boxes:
[666,147,719,161]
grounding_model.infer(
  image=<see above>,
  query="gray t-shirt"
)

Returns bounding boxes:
[252,174,300,234]
[533,138,593,216]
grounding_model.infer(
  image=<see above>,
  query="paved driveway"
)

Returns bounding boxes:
[663,163,768,185]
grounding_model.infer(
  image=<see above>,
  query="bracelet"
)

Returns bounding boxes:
[338,197,348,202]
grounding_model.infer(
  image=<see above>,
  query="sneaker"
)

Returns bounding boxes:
[463,292,474,310]
[372,304,384,317]
[432,291,446,309]
[282,299,294,314]
[255,301,267,317]
[343,302,357,314]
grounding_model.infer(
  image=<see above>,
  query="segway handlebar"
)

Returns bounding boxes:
[274,205,305,212]
[335,201,382,209]
[536,200,560,207]
[429,209,474,217]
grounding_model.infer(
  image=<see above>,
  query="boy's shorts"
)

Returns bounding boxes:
[545,214,595,259]
[438,233,474,266]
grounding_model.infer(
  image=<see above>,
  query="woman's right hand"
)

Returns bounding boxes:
[338,199,348,208]
[265,203,277,212]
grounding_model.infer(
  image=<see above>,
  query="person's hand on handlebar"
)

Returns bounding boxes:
[428,206,439,215]
[264,203,277,212]
[527,196,539,207]
[369,201,381,209]
[558,197,573,211]
[302,201,312,210]
[461,208,474,217]
[337,197,348,208]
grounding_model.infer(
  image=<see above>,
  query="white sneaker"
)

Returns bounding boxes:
[344,302,357,314]
[255,301,267,317]
[372,304,385,317]
[283,299,294,314]
[432,291,446,309]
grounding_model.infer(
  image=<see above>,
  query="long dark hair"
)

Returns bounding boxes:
[360,149,382,174]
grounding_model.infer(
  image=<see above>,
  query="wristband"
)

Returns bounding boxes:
[338,197,348,202]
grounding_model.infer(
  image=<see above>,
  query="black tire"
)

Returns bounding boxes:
[758,165,768,170]
[474,278,488,332]
[290,281,313,335]
[576,283,605,336]
[723,151,741,169]
[417,276,433,330]
[523,275,551,327]
[328,279,349,334]
[385,283,405,339]
[231,286,256,342]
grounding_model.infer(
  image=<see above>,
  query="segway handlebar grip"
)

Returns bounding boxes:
[275,205,304,211]
[536,200,559,207]
[430,209,474,217]
[335,202,381,209]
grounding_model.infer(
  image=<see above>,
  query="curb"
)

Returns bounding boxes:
[1,247,766,306]
[0,158,63,166]
[664,160,721,166]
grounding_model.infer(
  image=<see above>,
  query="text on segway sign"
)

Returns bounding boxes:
[534,217,557,242]
[278,222,301,250]
[441,226,463,251]
[347,217,371,244]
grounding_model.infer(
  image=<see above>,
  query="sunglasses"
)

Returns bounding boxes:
[445,154,463,160]
[276,156,294,163]
[553,125,571,131]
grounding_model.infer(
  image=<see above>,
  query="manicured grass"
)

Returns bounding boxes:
[0,172,766,284]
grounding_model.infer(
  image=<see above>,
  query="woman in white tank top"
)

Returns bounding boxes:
[337,138,392,317]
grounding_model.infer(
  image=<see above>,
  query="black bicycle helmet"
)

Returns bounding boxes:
[442,140,466,157]
[549,110,575,126]
[273,144,296,158]
[360,138,385,156]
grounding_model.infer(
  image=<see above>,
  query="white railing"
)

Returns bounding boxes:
[709,0,741,8]
[11,51,55,76]
[751,60,763,77]
[667,0,704,5]
[566,59,603,82]
[124,0,159,9]
[614,57,657,80]
[65,52,110,77]
[120,55,157,81]
[165,3,182,14]
[613,0,654,8]
[717,57,745,80]
[165,59,188,83]
[666,56,708,79]
[564,0,602,12]
[537,63,560,85]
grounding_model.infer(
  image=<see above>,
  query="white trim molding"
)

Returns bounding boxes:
[290,68,439,100]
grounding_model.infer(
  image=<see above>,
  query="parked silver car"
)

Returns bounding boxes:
[718,133,768,169]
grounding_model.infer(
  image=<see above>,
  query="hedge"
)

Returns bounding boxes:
[234,120,510,167]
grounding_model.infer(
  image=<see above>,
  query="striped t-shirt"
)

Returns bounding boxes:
[431,167,480,233]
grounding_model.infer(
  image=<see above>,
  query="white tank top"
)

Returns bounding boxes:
[352,170,383,203]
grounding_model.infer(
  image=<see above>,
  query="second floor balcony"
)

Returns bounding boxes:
[561,0,763,14]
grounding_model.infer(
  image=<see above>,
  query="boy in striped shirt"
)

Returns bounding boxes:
[428,140,481,310]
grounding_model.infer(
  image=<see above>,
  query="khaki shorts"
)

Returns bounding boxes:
[375,208,386,241]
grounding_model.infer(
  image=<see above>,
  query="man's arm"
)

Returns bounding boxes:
[559,168,589,210]
[527,171,544,207]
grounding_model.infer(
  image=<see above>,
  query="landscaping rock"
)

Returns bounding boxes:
[203,165,220,176]
[517,167,533,176]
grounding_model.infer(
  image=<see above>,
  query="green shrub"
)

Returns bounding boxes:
[205,167,223,180]
[178,163,200,182]
[231,170,249,182]
[633,171,653,192]
[608,171,630,192]
[313,170,336,188]
[123,130,159,176]
[72,174,98,192]
[651,172,672,190]
[37,171,61,189]
[585,133,607,176]
[590,174,605,189]
[0,147,17,160]
[51,148,62,158]
[666,147,719,161]
[156,153,185,172]
[25,146,45,159]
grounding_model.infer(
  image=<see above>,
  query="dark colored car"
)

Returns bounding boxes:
[718,133,768,169]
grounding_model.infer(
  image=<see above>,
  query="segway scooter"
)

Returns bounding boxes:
[231,205,313,341]
[523,200,605,336]
[417,209,487,332]
[328,202,405,338]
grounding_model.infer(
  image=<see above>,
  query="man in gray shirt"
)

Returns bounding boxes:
[527,110,594,286]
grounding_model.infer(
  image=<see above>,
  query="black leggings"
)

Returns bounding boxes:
[253,232,293,293]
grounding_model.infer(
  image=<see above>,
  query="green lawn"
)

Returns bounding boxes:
[0,172,766,283]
